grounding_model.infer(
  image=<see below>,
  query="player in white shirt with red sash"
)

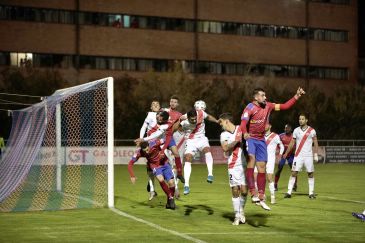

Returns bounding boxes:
[264,123,284,204]
[139,99,161,200]
[180,108,219,195]
[283,114,319,199]
[219,113,247,225]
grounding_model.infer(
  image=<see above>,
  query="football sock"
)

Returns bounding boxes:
[287,176,296,194]
[169,186,175,198]
[240,195,247,214]
[159,181,172,198]
[232,197,241,218]
[148,179,155,192]
[245,168,256,196]
[172,170,179,189]
[308,177,315,195]
[257,172,266,200]
[205,152,213,176]
[175,157,183,176]
[269,181,275,197]
[184,162,192,187]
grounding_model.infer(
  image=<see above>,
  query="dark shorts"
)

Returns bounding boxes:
[246,138,267,162]
[168,137,176,148]
[279,154,294,167]
[152,163,174,181]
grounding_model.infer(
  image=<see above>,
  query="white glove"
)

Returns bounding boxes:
[314,153,318,162]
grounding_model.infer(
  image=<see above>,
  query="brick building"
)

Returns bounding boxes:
[0,0,358,90]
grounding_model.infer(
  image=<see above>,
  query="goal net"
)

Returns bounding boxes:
[0,77,114,212]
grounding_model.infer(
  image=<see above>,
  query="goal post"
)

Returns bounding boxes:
[0,77,114,212]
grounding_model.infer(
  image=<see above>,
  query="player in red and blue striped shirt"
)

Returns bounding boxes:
[240,87,305,210]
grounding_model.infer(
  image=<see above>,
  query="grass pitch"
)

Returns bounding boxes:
[0,163,364,242]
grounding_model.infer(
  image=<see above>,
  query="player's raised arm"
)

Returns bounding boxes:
[273,87,306,111]
[206,113,219,124]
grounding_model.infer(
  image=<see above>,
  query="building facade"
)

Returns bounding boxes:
[0,0,358,89]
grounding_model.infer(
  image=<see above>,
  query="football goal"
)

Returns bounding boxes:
[0,77,114,212]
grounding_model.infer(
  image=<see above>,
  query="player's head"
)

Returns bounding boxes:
[169,95,179,109]
[265,123,272,133]
[298,113,308,127]
[157,110,169,124]
[187,109,197,124]
[194,100,206,111]
[150,98,160,112]
[218,113,233,131]
[284,124,292,134]
[253,88,266,107]
[140,141,150,153]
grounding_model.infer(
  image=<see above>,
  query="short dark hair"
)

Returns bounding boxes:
[219,113,233,123]
[299,113,309,120]
[253,88,265,97]
[187,109,197,119]
[170,95,179,101]
[285,124,292,129]
[140,141,149,149]
[151,97,160,103]
[158,110,169,122]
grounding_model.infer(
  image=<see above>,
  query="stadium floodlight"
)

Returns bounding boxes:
[0,77,114,212]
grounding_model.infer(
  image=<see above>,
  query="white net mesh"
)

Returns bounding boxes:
[0,78,112,212]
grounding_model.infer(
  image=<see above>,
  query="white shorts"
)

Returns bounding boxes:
[228,166,246,187]
[292,156,314,173]
[184,136,210,157]
[266,154,276,174]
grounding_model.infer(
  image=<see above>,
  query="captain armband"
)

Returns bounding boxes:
[274,104,281,111]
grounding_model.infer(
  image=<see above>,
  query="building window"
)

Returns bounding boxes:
[10,52,33,67]
[0,52,10,65]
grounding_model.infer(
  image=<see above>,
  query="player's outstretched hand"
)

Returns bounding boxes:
[295,87,306,99]
[130,177,137,184]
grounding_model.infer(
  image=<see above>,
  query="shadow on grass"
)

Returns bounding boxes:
[245,213,269,227]
[183,205,214,216]
[221,212,269,227]
[115,195,166,209]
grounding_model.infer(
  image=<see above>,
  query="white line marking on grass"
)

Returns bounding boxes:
[110,207,206,243]
[322,196,365,204]
[185,232,365,235]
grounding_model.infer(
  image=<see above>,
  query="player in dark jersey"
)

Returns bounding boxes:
[274,124,297,191]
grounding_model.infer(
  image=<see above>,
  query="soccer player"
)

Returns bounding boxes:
[181,109,219,195]
[162,95,184,182]
[275,124,297,191]
[139,99,161,200]
[264,123,284,204]
[283,113,319,199]
[219,113,247,225]
[128,140,176,210]
[240,87,305,210]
